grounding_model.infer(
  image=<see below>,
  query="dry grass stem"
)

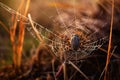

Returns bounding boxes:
[68,61,89,80]
[10,0,31,68]
[99,46,117,80]
[104,0,114,79]
[17,0,31,68]
[63,62,68,80]
[28,14,44,43]
[52,60,57,80]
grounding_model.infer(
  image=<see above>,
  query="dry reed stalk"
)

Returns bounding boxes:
[99,48,120,59]
[28,14,44,43]
[10,12,20,68]
[63,62,68,80]
[17,20,24,68]
[24,0,31,16]
[10,0,25,68]
[99,46,117,80]
[10,0,30,68]
[10,0,25,43]
[52,60,57,80]
[68,61,89,80]
[17,0,31,68]
[104,0,114,80]
[55,62,68,80]
[55,62,63,77]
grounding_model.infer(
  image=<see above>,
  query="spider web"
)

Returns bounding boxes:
[0,1,107,62]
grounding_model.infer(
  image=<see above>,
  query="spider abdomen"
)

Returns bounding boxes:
[71,35,80,51]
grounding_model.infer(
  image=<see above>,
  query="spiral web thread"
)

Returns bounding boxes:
[65,37,107,61]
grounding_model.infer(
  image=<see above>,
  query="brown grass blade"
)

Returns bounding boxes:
[17,0,31,67]
[104,0,114,80]
[52,60,57,80]
[10,14,18,68]
[68,61,89,80]
[63,62,68,80]
[10,0,25,68]
[99,48,120,59]
[28,14,44,43]
[17,20,25,67]
[24,0,31,16]
[10,0,31,68]
[99,46,117,80]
